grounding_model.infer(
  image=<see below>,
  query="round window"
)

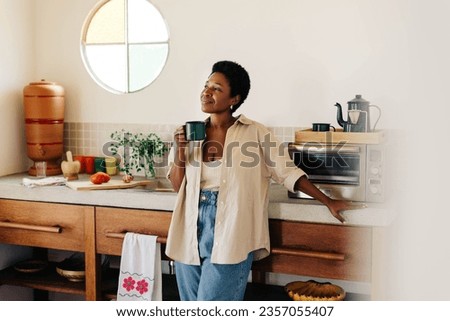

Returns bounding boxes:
[80,0,169,94]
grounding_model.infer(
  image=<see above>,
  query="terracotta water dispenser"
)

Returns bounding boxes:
[23,80,65,176]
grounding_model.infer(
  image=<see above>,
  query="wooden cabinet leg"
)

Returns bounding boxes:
[84,207,100,300]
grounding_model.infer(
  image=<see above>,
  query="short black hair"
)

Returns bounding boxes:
[211,61,251,113]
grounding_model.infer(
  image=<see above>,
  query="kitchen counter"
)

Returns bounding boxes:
[1,172,390,300]
[0,172,394,227]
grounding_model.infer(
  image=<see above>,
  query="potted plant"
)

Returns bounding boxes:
[109,130,167,179]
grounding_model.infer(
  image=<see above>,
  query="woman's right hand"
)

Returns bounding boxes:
[174,125,188,148]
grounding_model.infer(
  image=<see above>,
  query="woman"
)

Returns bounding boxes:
[165,61,354,301]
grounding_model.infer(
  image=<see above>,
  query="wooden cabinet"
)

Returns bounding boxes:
[253,221,372,283]
[0,199,89,251]
[0,198,373,300]
[0,199,96,298]
[94,207,172,300]
[95,207,171,256]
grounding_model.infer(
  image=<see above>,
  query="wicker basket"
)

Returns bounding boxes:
[285,280,346,301]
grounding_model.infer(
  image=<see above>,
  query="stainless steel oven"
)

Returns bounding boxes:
[288,142,384,202]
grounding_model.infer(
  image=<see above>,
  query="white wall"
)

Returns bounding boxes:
[0,0,35,176]
[34,0,414,129]
[0,0,35,300]
[1,0,449,300]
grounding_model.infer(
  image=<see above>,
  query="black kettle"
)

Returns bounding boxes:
[334,95,381,132]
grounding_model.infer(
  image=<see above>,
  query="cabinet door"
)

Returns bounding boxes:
[253,220,372,282]
[0,199,90,251]
[96,207,171,256]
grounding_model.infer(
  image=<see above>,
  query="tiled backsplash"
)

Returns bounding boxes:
[63,122,302,178]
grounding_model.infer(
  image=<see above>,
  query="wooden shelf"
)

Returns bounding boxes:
[0,263,369,301]
[295,128,386,145]
[0,262,85,296]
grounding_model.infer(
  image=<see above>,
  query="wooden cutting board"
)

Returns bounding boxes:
[66,179,155,191]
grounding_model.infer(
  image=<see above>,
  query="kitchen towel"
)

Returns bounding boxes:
[22,177,67,188]
[117,233,162,301]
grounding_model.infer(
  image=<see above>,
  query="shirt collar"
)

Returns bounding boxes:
[204,114,253,126]
[235,114,253,125]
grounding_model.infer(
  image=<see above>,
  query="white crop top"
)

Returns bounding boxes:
[200,160,222,191]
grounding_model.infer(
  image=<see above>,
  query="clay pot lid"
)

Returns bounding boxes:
[24,79,65,96]
[29,80,56,85]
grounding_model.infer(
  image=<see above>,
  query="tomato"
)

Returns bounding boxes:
[90,173,103,184]
[90,172,111,184]
[97,172,111,183]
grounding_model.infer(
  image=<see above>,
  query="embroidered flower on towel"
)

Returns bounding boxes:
[136,279,149,295]
[122,276,136,292]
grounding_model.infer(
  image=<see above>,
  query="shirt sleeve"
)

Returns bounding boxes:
[260,129,307,193]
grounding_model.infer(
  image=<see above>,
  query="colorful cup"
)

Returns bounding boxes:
[105,157,117,175]
[84,156,95,174]
[94,157,106,173]
[73,156,85,173]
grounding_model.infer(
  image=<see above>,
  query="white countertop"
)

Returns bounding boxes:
[0,172,395,227]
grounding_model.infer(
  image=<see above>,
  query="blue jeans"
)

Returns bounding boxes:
[175,190,253,301]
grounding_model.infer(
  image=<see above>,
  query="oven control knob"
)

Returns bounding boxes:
[370,185,380,194]
[370,166,380,175]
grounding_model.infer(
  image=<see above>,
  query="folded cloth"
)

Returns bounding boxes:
[117,233,162,301]
[22,177,67,188]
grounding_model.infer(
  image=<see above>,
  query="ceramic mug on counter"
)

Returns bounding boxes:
[105,157,118,175]
[185,121,206,141]
[94,157,106,173]
[73,156,85,173]
[312,123,335,132]
[84,156,96,174]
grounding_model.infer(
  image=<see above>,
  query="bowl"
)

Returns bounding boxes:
[14,259,48,274]
[56,258,85,282]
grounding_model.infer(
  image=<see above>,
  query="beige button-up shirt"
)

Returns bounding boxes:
[165,115,306,265]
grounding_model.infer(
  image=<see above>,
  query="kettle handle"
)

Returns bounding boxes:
[369,105,382,131]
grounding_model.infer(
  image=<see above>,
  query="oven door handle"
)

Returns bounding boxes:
[309,175,360,184]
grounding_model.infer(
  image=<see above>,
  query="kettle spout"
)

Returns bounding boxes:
[334,102,348,128]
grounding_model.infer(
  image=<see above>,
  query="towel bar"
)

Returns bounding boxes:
[105,232,167,244]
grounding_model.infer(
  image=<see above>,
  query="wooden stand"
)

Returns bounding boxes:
[295,129,386,145]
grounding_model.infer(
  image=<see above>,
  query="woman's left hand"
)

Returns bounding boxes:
[325,199,367,224]
[294,175,367,224]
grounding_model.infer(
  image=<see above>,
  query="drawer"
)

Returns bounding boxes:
[96,207,172,256]
[252,220,372,282]
[0,199,90,251]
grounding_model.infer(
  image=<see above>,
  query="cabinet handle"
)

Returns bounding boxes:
[271,247,345,261]
[105,232,166,244]
[0,221,61,233]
